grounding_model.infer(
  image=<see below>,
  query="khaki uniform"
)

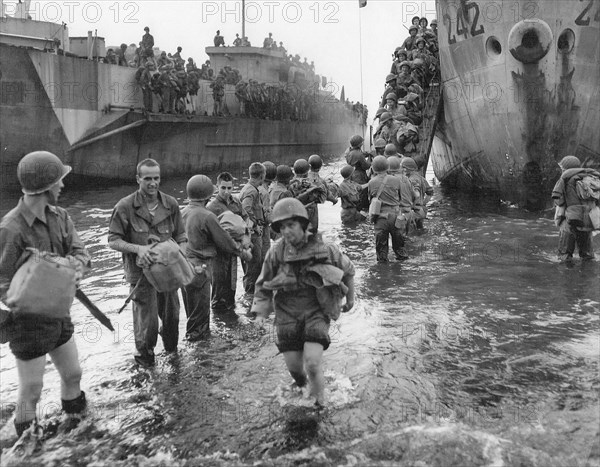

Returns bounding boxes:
[368,174,418,262]
[108,191,186,361]
[239,180,265,294]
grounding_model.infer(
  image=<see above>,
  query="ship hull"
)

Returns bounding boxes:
[67,114,361,181]
[0,43,363,188]
[434,0,600,207]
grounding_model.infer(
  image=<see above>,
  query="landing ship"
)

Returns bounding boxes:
[432,0,600,208]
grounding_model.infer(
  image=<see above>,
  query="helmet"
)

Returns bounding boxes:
[412,58,425,68]
[380,112,393,124]
[276,165,293,183]
[372,155,389,174]
[380,112,394,124]
[263,161,277,181]
[398,49,408,58]
[558,155,581,170]
[384,144,398,156]
[420,17,429,26]
[308,154,323,170]
[350,135,364,148]
[399,60,411,69]
[388,156,402,172]
[374,138,387,149]
[385,73,397,83]
[386,92,398,102]
[411,16,421,24]
[293,159,310,175]
[271,198,309,233]
[340,165,354,179]
[431,19,438,26]
[409,25,419,33]
[17,151,72,195]
[186,174,214,201]
[416,36,426,45]
[401,157,418,171]
[375,107,386,119]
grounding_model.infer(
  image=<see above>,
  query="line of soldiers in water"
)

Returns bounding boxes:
[0,140,431,443]
[371,16,440,168]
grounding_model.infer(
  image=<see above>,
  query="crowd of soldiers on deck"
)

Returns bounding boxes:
[231,80,367,124]
[119,27,367,121]
[371,16,440,168]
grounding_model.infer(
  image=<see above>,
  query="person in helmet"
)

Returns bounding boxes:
[141,26,154,61]
[391,49,409,75]
[213,29,225,47]
[181,174,247,340]
[270,165,294,209]
[411,15,421,26]
[397,60,416,88]
[239,163,267,297]
[430,19,438,36]
[109,158,187,366]
[369,137,388,160]
[419,17,430,34]
[401,25,419,51]
[117,43,129,66]
[402,157,433,230]
[380,76,398,108]
[345,135,371,211]
[308,154,339,205]
[207,172,249,312]
[0,151,91,441]
[374,112,402,152]
[387,155,403,176]
[384,92,398,113]
[252,198,355,406]
[261,161,277,258]
[551,156,599,261]
[289,158,325,234]
[368,155,419,262]
[339,165,367,224]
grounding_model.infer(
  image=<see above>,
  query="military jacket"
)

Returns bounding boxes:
[339,179,362,209]
[239,180,264,233]
[368,173,417,212]
[269,182,292,209]
[108,190,186,283]
[181,202,238,262]
[0,199,91,298]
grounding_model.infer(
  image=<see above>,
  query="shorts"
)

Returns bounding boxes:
[275,307,330,353]
[7,315,74,361]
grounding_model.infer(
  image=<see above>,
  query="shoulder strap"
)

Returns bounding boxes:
[375,176,389,200]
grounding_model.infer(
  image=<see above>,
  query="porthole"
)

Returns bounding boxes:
[557,29,575,54]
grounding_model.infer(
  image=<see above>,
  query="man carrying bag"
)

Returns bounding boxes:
[108,158,187,367]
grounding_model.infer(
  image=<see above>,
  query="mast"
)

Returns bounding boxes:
[242,0,245,41]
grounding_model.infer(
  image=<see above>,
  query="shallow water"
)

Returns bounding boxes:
[0,159,598,466]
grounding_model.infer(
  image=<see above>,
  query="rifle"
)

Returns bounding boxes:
[75,289,114,331]
[117,275,145,314]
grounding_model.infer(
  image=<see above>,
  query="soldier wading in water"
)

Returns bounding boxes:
[0,151,91,448]
[252,198,355,406]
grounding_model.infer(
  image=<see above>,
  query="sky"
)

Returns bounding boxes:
[2,0,437,118]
